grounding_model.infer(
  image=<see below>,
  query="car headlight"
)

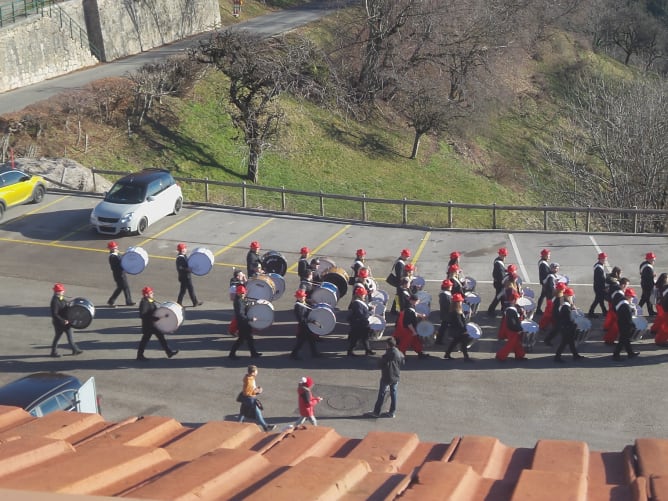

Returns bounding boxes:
[90,211,98,223]
[120,213,134,224]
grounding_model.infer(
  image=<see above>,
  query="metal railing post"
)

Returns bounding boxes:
[402,197,408,225]
[281,186,286,211]
[585,205,591,233]
[633,206,638,233]
[242,181,247,208]
[320,191,324,216]
[362,193,367,221]
[543,205,548,231]
[492,203,497,229]
[204,177,209,202]
[448,200,453,228]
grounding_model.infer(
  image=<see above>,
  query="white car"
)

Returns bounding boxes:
[90,169,183,235]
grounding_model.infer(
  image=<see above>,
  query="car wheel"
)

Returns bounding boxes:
[137,217,148,235]
[32,185,45,204]
[0,204,4,221]
[172,197,183,215]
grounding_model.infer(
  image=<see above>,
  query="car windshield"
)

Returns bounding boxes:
[104,182,146,204]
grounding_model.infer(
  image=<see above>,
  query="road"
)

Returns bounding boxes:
[0,2,340,115]
[1,192,667,451]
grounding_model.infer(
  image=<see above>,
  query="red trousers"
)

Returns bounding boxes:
[654,305,668,344]
[228,317,239,336]
[497,315,509,340]
[603,308,619,344]
[539,299,554,330]
[395,312,424,354]
[496,331,526,361]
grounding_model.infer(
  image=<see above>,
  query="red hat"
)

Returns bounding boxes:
[624,287,637,298]
[107,241,118,250]
[354,285,367,296]
[250,241,260,250]
[564,288,575,296]
[540,248,550,257]
[598,252,607,259]
[300,246,310,255]
[498,248,508,256]
[507,264,517,273]
[53,283,65,293]
[142,286,153,296]
[356,248,366,257]
[295,289,307,298]
[452,293,465,302]
[400,248,411,258]
[441,279,453,288]
[450,251,461,260]
[177,242,187,252]
[236,285,247,294]
[358,267,370,278]
[405,263,415,272]
[300,376,314,388]
[555,282,567,291]
[448,264,460,273]
[646,252,656,260]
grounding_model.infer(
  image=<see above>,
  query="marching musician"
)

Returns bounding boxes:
[653,273,668,345]
[289,289,321,360]
[554,288,585,363]
[613,287,640,361]
[502,265,522,309]
[297,247,311,280]
[176,243,203,308]
[539,262,560,335]
[543,281,566,346]
[246,241,262,277]
[436,279,453,345]
[389,248,411,315]
[309,257,323,283]
[602,271,627,345]
[50,283,83,357]
[347,285,374,357]
[353,267,374,302]
[447,251,461,270]
[395,277,412,313]
[587,252,608,319]
[447,264,463,296]
[639,252,657,316]
[298,268,317,302]
[487,247,508,316]
[395,294,430,359]
[229,284,262,360]
[137,286,178,361]
[535,249,551,315]
[106,241,135,307]
[443,293,472,362]
[495,290,528,361]
[351,248,367,281]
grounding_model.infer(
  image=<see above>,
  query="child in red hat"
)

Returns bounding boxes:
[293,376,323,428]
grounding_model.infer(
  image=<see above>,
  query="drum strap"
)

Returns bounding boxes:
[615,300,630,312]
[640,263,653,274]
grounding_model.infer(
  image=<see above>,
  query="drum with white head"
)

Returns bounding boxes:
[323,267,350,298]
[371,289,390,305]
[464,292,481,317]
[261,251,288,276]
[416,320,436,346]
[121,246,148,275]
[365,278,378,293]
[520,320,539,351]
[631,316,649,341]
[307,303,337,335]
[466,322,482,348]
[571,309,592,345]
[416,302,430,317]
[310,282,338,308]
[188,247,214,276]
[247,299,275,330]
[523,287,535,299]
[67,298,95,329]
[411,276,426,291]
[368,314,387,339]
[155,301,184,334]
[315,257,337,276]
[370,300,386,317]
[517,296,536,320]
[269,273,286,301]
[416,290,432,308]
[246,275,276,301]
[557,274,570,285]
[463,276,477,292]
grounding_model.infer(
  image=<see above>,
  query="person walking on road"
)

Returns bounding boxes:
[137,286,178,361]
[290,289,321,360]
[613,288,640,361]
[367,337,405,418]
[107,241,135,307]
[238,365,276,431]
[554,288,585,363]
[229,285,262,360]
[587,252,608,318]
[639,252,657,316]
[176,243,202,307]
[535,248,551,315]
[487,247,508,316]
[292,376,323,428]
[50,283,83,357]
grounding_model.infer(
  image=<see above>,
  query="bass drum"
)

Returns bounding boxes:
[368,314,386,339]
[416,320,436,346]
[520,320,539,351]
[246,275,276,301]
[261,251,287,276]
[188,247,214,276]
[370,300,386,317]
[310,282,338,308]
[269,273,286,301]
[315,257,337,276]
[121,246,148,275]
[155,302,184,334]
[466,322,482,349]
[307,303,337,335]
[371,289,389,305]
[322,267,350,298]
[67,298,95,329]
[632,316,649,341]
[247,300,275,330]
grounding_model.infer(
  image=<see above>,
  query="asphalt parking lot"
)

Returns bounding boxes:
[1,192,667,451]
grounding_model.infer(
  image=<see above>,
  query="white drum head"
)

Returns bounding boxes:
[121,246,148,275]
[246,276,276,301]
[372,290,389,305]
[416,302,430,316]
[188,247,214,276]
[316,257,337,275]
[463,276,477,292]
[269,273,286,301]
[466,322,482,339]
[516,296,534,310]
[523,287,535,299]
[368,314,386,332]
[632,316,648,331]
[465,292,481,305]
[308,304,336,335]
[370,301,386,317]
[416,290,432,306]
[521,320,539,334]
[248,300,275,330]
[155,302,184,334]
[417,321,435,345]
[311,285,338,308]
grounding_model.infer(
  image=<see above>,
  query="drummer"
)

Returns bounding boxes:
[176,243,203,308]
[347,285,374,357]
[502,266,522,308]
[443,293,472,362]
[539,262,560,333]
[447,251,461,270]
[602,271,626,345]
[229,284,262,360]
[535,249,551,315]
[653,273,668,345]
[49,283,83,357]
[436,279,453,345]
[299,268,317,302]
[613,287,640,361]
[446,264,463,296]
[495,290,528,361]
[587,252,608,319]
[395,277,412,313]
[309,257,323,283]
[106,241,135,307]
[486,247,508,316]
[554,288,585,363]
[543,282,566,346]
[352,267,374,302]
[389,249,411,316]
[290,289,321,360]
[297,247,311,280]
[351,248,367,281]
[404,263,417,292]
[395,294,430,359]
[137,286,178,361]
[247,241,262,277]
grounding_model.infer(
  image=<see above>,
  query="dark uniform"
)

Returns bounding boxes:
[639,258,656,315]
[107,250,134,306]
[176,253,201,307]
[444,308,471,360]
[229,294,260,359]
[613,299,639,360]
[297,257,311,280]
[137,296,177,360]
[436,288,452,344]
[290,299,320,359]
[587,260,608,317]
[50,292,82,357]
[487,255,507,315]
[536,257,551,313]
[390,257,407,315]
[246,250,262,277]
[347,296,373,356]
[554,300,583,362]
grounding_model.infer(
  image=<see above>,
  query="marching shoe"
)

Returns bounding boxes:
[136,354,149,361]
[72,349,83,355]
[167,350,179,358]
[251,352,263,358]
[193,301,203,307]
[418,353,430,359]
[229,354,240,360]
[365,350,376,355]
[107,302,116,308]
[126,302,136,306]
[50,351,61,358]
[628,351,640,359]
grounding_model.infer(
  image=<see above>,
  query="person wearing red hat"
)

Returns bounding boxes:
[246,241,262,277]
[436,279,453,344]
[290,289,321,360]
[535,249,551,315]
[587,252,608,318]
[539,263,561,336]
[350,248,368,284]
[297,247,311,280]
[447,251,461,269]
[502,267,522,309]
[543,281,567,346]
[639,252,657,316]
[395,294,430,359]
[50,283,83,357]
[137,286,178,361]
[444,293,473,361]
[653,273,668,345]
[293,376,323,427]
[613,287,640,361]
[229,284,262,360]
[106,241,135,307]
[602,270,627,345]
[495,290,528,361]
[446,264,463,296]
[554,288,585,363]
[352,267,374,302]
[176,243,202,308]
[487,248,508,316]
[388,249,411,315]
[347,285,375,356]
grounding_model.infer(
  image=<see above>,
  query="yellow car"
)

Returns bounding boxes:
[0,168,47,220]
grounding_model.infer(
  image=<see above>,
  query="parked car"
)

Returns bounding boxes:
[0,167,46,220]
[0,372,100,417]
[90,169,183,235]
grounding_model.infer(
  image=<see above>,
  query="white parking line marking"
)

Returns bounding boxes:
[508,233,531,283]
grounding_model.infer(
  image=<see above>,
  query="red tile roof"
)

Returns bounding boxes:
[0,404,660,500]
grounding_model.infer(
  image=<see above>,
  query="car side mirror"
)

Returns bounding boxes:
[147,196,155,202]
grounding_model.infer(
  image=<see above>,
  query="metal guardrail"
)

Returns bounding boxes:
[0,0,54,27]
[90,168,668,234]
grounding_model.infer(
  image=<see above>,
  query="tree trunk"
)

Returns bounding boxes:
[247,144,261,183]
[410,131,422,159]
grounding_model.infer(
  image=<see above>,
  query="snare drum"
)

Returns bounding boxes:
[323,267,350,298]
[67,298,95,329]
[462,303,472,321]
[523,287,535,299]
[572,312,592,345]
[368,314,387,339]
[557,274,570,285]
[121,246,148,275]
[247,299,275,330]
[416,302,430,317]
[517,296,536,320]
[371,289,389,305]
[416,320,436,346]
[370,300,386,317]
[155,301,184,334]
[520,320,539,351]
[463,276,477,292]
[246,275,276,301]
[416,290,432,308]
[365,278,378,293]
[310,282,338,308]
[411,276,426,291]
[632,316,649,341]
[269,273,286,301]
[307,303,337,335]
[261,251,288,276]
[464,291,481,317]
[188,247,214,276]
[466,322,482,348]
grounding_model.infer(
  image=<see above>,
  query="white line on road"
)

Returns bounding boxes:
[508,233,532,284]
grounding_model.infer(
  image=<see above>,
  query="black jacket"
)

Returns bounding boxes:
[379,346,404,384]
[109,252,125,280]
[176,254,191,281]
